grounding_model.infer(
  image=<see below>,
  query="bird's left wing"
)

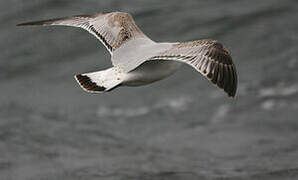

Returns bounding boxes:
[17,12,148,55]
[148,40,238,97]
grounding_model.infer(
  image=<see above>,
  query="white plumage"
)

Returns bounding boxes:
[18,11,238,97]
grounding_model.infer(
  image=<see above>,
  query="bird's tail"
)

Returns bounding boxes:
[74,67,123,93]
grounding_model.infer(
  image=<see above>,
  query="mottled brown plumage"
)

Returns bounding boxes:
[18,12,237,97]
[17,12,147,54]
[150,40,237,97]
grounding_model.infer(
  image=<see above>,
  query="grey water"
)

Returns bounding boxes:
[1,0,298,179]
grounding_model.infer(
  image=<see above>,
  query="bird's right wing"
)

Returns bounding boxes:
[149,40,238,97]
[17,12,149,55]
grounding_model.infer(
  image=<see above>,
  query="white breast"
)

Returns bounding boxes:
[123,60,182,86]
[112,39,174,73]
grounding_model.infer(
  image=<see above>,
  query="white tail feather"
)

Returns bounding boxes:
[75,67,123,93]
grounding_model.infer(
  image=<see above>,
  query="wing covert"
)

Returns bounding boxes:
[149,40,238,97]
[17,12,148,55]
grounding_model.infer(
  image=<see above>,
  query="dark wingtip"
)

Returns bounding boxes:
[212,64,237,98]
[227,91,237,98]
[16,18,63,27]
[17,22,40,26]
[226,81,237,98]
[224,77,237,98]
[16,23,27,26]
[75,74,106,92]
[17,21,48,26]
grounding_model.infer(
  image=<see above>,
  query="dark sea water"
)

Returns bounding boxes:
[1,0,298,179]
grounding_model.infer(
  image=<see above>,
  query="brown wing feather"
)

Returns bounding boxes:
[149,40,238,97]
[17,12,148,54]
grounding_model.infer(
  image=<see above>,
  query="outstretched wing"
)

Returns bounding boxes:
[17,12,148,55]
[149,40,237,97]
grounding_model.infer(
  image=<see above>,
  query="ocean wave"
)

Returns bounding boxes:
[97,96,192,118]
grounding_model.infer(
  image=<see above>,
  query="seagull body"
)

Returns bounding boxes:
[18,12,238,97]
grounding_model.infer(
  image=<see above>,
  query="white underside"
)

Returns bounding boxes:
[81,60,182,91]
[111,39,182,86]
[78,40,182,92]
[112,38,174,73]
[122,60,182,86]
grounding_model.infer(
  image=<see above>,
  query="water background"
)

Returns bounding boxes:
[1,0,298,179]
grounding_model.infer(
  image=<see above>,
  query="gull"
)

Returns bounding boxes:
[18,11,237,97]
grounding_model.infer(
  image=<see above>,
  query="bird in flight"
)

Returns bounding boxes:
[18,11,237,97]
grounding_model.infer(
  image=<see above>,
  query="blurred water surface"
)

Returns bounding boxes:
[1,0,298,179]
